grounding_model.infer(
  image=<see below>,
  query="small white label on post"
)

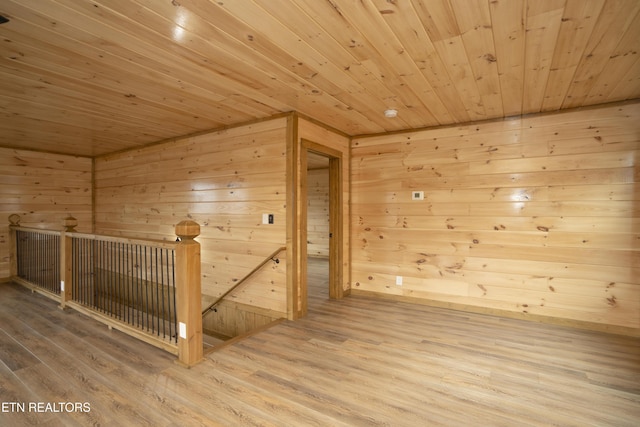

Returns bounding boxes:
[60,280,65,291]
[179,322,187,339]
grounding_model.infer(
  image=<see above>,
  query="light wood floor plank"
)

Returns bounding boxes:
[0,258,638,426]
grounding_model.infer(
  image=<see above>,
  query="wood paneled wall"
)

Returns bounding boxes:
[0,148,92,280]
[351,101,640,335]
[94,118,290,333]
[307,168,330,258]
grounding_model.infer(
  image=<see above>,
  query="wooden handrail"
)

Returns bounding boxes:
[9,225,62,237]
[65,231,179,250]
[202,246,286,317]
[9,226,178,250]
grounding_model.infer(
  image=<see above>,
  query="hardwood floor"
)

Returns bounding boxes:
[1,259,638,426]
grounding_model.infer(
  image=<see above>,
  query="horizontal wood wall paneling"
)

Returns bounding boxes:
[351,102,640,333]
[353,166,637,191]
[202,299,284,340]
[352,214,640,235]
[94,118,289,316]
[307,168,330,258]
[0,148,92,279]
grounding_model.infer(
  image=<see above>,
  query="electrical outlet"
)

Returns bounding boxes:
[396,276,403,286]
[412,191,424,201]
[262,213,275,224]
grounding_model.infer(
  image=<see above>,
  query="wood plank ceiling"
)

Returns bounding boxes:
[0,0,639,158]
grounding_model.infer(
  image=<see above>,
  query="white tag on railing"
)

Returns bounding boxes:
[179,322,187,339]
[60,280,65,291]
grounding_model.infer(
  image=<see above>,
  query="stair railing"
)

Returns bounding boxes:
[202,246,286,318]
[8,214,203,367]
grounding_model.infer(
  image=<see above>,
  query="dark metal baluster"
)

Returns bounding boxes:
[71,238,76,301]
[86,238,91,307]
[155,248,160,337]
[77,238,82,304]
[26,232,30,282]
[124,243,129,325]
[46,234,51,291]
[54,234,60,294]
[83,238,87,305]
[77,237,81,303]
[162,248,168,340]
[171,249,177,343]
[72,238,76,302]
[46,234,50,291]
[118,241,123,320]
[144,246,149,332]
[27,232,31,283]
[15,231,20,278]
[32,232,36,284]
[82,238,87,306]
[42,233,47,290]
[81,238,86,305]
[97,240,102,312]
[109,241,113,318]
[105,241,109,315]
[102,240,107,314]
[132,244,141,327]
[40,233,45,290]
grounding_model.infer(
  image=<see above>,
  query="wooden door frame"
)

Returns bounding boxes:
[288,138,344,319]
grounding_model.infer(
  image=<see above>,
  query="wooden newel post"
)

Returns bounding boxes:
[8,214,20,278]
[60,215,76,309]
[63,215,78,232]
[175,220,203,367]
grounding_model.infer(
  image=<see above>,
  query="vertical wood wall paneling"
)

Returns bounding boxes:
[350,101,640,335]
[0,147,92,280]
[94,118,289,336]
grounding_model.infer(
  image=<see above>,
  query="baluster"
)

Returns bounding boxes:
[8,214,20,279]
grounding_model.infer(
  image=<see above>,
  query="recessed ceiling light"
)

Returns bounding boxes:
[384,109,398,118]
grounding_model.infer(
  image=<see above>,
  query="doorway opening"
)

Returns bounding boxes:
[293,139,343,318]
[306,152,330,308]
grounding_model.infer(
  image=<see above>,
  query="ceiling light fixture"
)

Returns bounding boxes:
[384,109,398,118]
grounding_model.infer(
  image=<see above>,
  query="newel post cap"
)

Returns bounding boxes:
[175,220,200,240]
[63,215,78,232]
[8,214,21,226]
